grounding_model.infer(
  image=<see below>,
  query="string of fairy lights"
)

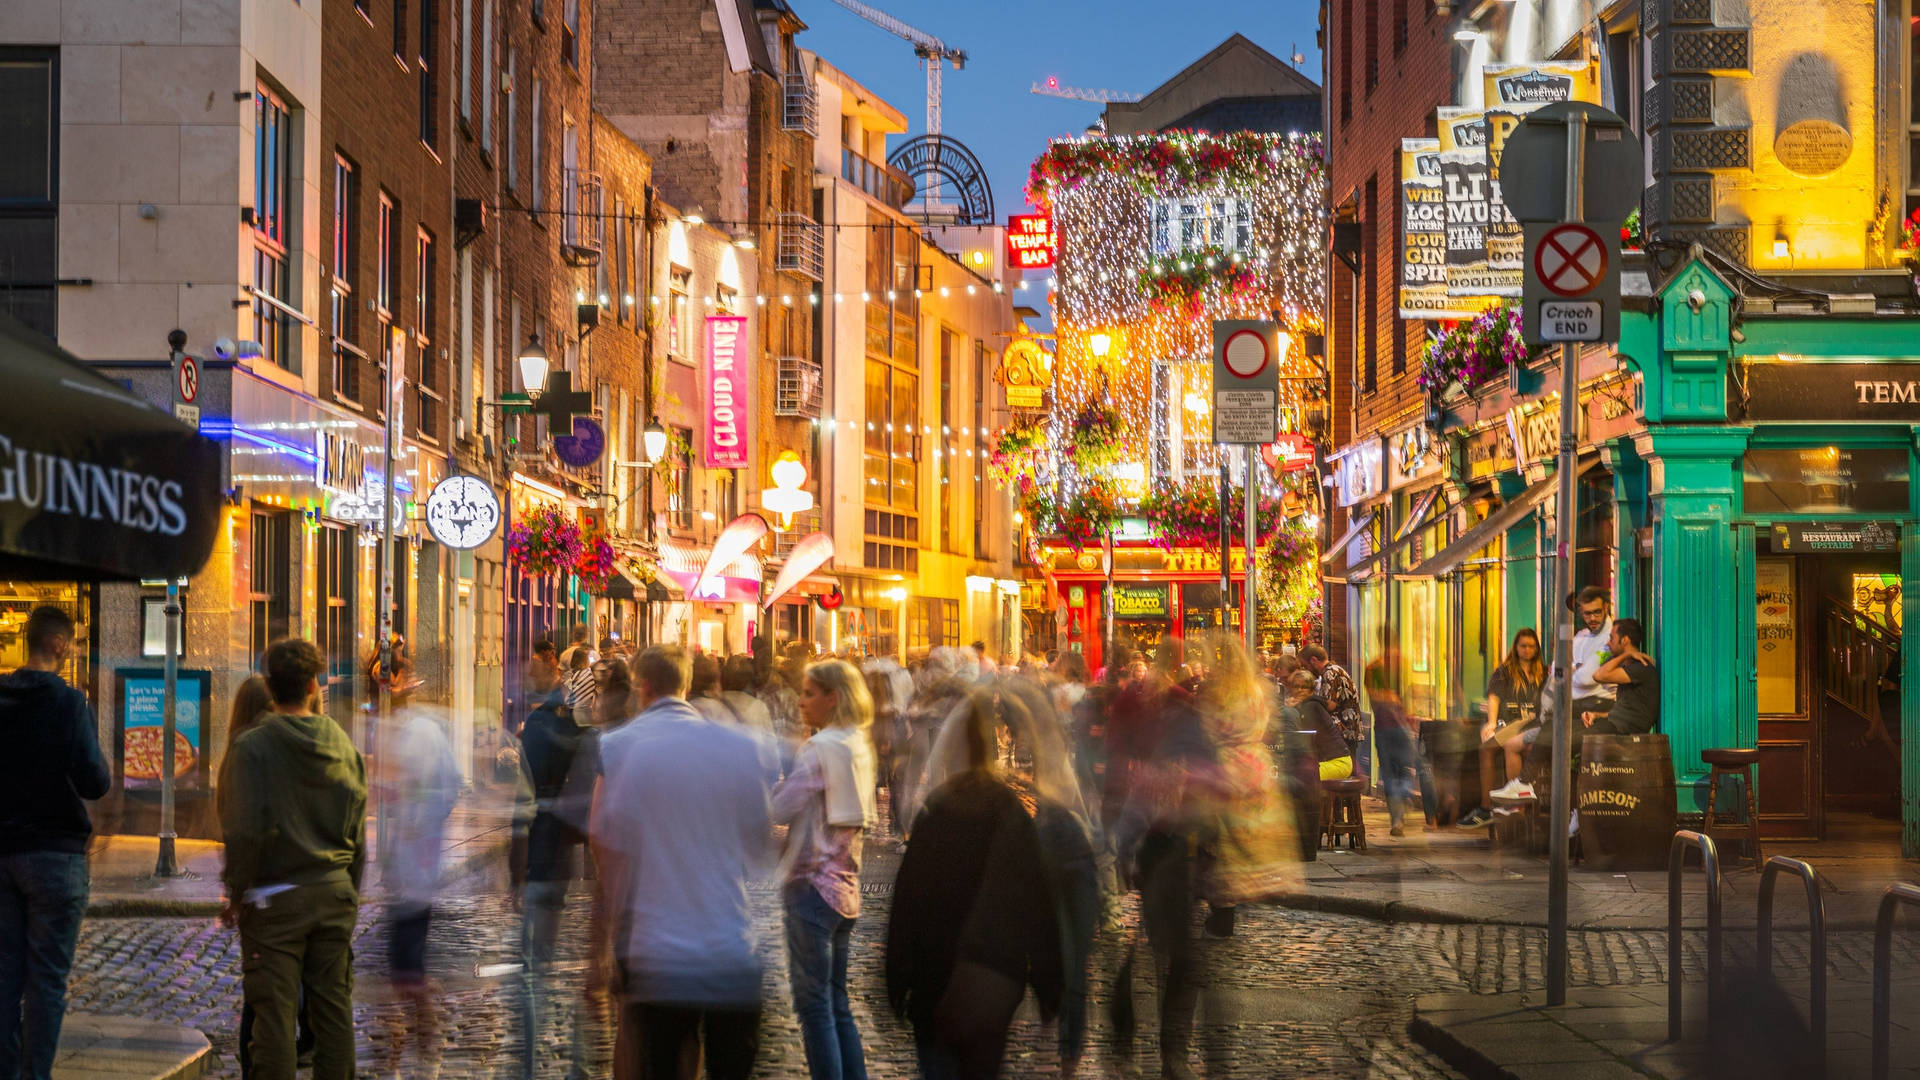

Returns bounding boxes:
[1026,130,1330,503]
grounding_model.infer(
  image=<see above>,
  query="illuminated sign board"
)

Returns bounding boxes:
[1006,213,1057,269]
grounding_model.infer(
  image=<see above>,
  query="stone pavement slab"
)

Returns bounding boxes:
[53,1013,210,1080]
[87,787,515,916]
[1276,798,1920,930]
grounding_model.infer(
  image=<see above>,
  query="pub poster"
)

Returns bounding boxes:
[1480,64,1602,297]
[1397,139,1462,319]
[1436,109,1497,298]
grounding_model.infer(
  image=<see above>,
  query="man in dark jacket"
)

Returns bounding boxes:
[0,606,109,1080]
[509,654,594,1079]
[220,637,366,1080]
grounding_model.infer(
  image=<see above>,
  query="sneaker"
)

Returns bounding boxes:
[1491,779,1536,799]
[1456,808,1493,828]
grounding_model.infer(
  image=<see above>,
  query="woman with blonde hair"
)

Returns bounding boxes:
[771,659,877,1080]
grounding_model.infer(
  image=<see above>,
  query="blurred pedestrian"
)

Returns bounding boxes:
[510,636,596,1080]
[688,652,728,725]
[1191,637,1295,933]
[376,690,459,1079]
[1363,633,1423,835]
[772,660,877,1080]
[220,638,366,1080]
[717,655,776,738]
[562,647,597,725]
[0,607,109,1080]
[887,688,1062,1079]
[897,648,973,833]
[591,646,772,1080]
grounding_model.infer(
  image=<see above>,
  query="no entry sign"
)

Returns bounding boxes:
[1211,320,1282,445]
[1533,223,1607,297]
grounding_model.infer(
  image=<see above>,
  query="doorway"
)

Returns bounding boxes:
[1754,544,1902,841]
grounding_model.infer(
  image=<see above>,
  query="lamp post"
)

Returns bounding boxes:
[517,333,551,395]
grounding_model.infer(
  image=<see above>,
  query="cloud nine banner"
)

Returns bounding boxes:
[704,315,750,469]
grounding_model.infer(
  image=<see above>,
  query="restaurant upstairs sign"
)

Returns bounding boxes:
[1006,213,1057,269]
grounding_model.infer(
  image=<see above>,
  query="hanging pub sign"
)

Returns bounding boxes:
[996,336,1054,409]
[1740,362,1920,422]
[1006,213,1058,269]
[1770,520,1900,553]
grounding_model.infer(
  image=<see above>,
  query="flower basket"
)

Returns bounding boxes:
[1419,303,1531,397]
[989,419,1047,485]
[507,505,584,576]
[1139,245,1266,319]
[1067,403,1126,471]
[1137,480,1288,548]
[575,530,618,593]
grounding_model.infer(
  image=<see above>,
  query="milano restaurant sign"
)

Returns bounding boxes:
[704,315,749,469]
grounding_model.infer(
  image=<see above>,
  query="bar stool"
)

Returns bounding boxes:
[1321,776,1368,850]
[1700,748,1763,868]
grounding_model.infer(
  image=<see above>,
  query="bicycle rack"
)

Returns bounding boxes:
[1757,855,1827,1074]
[1668,830,1722,1042]
[1873,882,1920,1080]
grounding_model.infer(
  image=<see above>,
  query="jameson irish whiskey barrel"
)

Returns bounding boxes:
[1578,734,1678,871]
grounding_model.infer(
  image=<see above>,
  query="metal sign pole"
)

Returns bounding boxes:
[1219,458,1231,630]
[155,579,181,877]
[1244,445,1259,654]
[377,336,398,879]
[1546,107,1590,1009]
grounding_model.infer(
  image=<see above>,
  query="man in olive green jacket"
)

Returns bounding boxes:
[219,638,367,1080]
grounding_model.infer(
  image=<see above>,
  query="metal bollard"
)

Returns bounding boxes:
[1872,882,1920,1080]
[1668,830,1722,1043]
[1757,856,1827,1075]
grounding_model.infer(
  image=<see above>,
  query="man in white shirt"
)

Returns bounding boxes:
[1569,586,1616,715]
[591,646,772,1080]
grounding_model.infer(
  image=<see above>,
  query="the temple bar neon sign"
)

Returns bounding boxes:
[1006,213,1057,269]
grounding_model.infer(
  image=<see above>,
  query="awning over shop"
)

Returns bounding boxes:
[1339,487,1453,582]
[1320,509,1377,566]
[0,317,222,581]
[594,570,637,600]
[1406,456,1602,578]
[645,576,677,602]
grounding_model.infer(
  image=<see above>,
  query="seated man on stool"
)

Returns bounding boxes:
[1583,618,1659,736]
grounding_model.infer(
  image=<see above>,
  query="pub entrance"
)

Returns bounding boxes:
[1753,525,1903,843]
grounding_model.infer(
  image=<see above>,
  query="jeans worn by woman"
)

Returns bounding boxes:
[784,883,867,1080]
[1374,725,1437,823]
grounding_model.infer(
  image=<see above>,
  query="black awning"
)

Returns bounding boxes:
[595,569,638,600]
[645,577,673,602]
[0,317,223,581]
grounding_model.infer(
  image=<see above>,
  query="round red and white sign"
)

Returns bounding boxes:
[1221,328,1271,379]
[1533,223,1607,297]
[176,356,199,403]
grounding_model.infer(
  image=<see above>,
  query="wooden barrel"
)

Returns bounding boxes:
[1577,734,1678,871]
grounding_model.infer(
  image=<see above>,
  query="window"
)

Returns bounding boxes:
[503,49,516,186]
[1394,0,1408,53]
[863,358,918,511]
[1150,196,1254,256]
[530,77,543,211]
[250,509,291,663]
[561,0,579,68]
[331,155,360,402]
[458,0,471,122]
[1364,0,1378,91]
[1363,174,1378,393]
[394,0,408,61]
[668,267,691,359]
[1391,184,1405,374]
[252,82,295,371]
[316,524,357,731]
[479,0,494,149]
[416,227,438,436]
[973,342,987,555]
[377,192,398,315]
[906,597,958,652]
[531,0,544,23]
[668,427,694,528]
[715,283,737,314]
[1339,0,1352,125]
[612,199,627,324]
[863,509,919,573]
[0,51,59,339]
[418,0,438,150]
[939,328,954,552]
[717,469,737,522]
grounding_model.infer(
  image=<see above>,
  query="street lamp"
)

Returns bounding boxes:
[642,420,669,465]
[761,450,814,529]
[516,333,551,395]
[1088,332,1112,360]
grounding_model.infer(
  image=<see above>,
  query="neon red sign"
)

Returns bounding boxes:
[1262,433,1317,473]
[1006,213,1058,269]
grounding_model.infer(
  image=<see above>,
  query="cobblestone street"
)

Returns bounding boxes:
[66,843,1920,1079]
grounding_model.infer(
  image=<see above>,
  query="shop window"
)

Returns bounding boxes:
[0,583,91,693]
[1742,447,1909,515]
[907,597,958,653]
[316,524,357,729]
[1756,556,1799,714]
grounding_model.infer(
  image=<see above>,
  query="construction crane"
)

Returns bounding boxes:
[1030,77,1141,104]
[828,0,966,136]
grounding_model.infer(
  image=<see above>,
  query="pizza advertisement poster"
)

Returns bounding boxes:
[115,668,211,790]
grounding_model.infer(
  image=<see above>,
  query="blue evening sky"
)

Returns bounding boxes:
[795,0,1325,220]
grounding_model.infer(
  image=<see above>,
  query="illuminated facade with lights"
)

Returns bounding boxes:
[1018,113,1330,667]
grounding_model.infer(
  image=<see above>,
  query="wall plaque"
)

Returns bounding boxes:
[1774,119,1852,177]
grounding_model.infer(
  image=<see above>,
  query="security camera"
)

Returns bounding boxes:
[212,338,237,360]
[235,340,265,359]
